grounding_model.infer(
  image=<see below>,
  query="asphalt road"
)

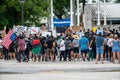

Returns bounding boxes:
[0,59,120,80]
[0,72,120,80]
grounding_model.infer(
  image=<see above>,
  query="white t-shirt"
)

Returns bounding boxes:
[77,32,83,38]
[0,39,3,48]
[59,40,65,51]
[107,38,113,47]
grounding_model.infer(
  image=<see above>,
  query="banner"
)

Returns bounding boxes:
[13,26,25,35]
[54,18,70,27]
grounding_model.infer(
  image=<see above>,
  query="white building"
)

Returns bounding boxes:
[84,3,120,29]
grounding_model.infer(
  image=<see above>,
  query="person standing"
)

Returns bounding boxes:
[95,32,105,64]
[59,38,66,61]
[107,34,113,62]
[42,37,48,61]
[110,34,120,64]
[65,37,72,61]
[89,35,96,61]
[25,37,30,62]
[73,36,80,60]
[9,42,15,60]
[0,36,3,59]
[32,36,41,62]
[46,36,55,61]
[17,36,26,62]
[79,34,89,61]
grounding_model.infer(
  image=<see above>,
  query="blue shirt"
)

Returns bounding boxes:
[112,40,120,48]
[96,36,104,48]
[79,37,89,50]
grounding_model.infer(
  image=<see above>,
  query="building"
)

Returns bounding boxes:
[84,3,120,29]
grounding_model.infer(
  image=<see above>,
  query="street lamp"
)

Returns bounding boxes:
[20,0,25,26]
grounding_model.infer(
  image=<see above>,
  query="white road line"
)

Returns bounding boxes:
[49,74,120,80]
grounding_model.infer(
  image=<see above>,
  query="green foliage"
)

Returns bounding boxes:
[53,0,83,19]
[115,0,120,3]
[0,0,49,29]
[53,0,70,19]
[25,0,49,24]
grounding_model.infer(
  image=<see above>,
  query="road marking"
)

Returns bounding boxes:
[51,74,120,80]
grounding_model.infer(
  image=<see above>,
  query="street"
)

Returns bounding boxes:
[0,60,120,80]
[0,72,120,80]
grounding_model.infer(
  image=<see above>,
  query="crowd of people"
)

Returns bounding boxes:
[0,27,120,64]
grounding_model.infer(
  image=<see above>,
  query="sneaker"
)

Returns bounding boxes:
[83,58,85,61]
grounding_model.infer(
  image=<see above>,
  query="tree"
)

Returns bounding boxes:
[0,0,49,29]
[53,0,83,19]
[0,0,21,29]
[53,0,70,19]
[115,0,120,3]
[24,0,49,26]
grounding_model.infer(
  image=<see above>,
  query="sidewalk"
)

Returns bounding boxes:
[0,59,120,74]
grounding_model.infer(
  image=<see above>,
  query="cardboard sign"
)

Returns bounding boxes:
[41,31,51,37]
[13,26,25,35]
[53,29,57,38]
[30,27,39,34]
[96,30,103,35]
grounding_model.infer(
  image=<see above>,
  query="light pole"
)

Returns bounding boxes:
[103,0,107,25]
[70,0,73,29]
[51,0,54,34]
[20,0,25,26]
[97,0,100,26]
[77,0,80,26]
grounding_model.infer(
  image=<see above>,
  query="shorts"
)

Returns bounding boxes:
[71,48,74,51]
[44,49,48,54]
[96,46,104,54]
[73,47,79,53]
[81,49,88,54]
[112,47,120,52]
[0,48,3,53]
[47,48,54,55]
[9,48,15,53]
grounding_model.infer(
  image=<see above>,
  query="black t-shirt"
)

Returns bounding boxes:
[47,39,54,48]
[43,40,47,49]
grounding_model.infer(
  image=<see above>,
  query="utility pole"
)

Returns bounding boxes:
[20,0,25,26]
[70,0,74,29]
[97,0,100,26]
[51,0,54,35]
[104,0,107,25]
[77,0,80,26]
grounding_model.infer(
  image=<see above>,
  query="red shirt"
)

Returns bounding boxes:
[18,39,25,51]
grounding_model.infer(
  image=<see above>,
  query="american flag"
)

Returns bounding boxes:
[2,30,17,49]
